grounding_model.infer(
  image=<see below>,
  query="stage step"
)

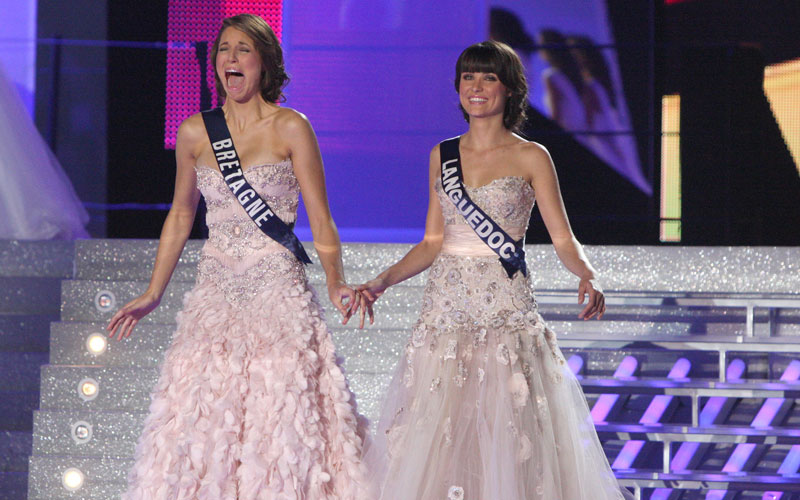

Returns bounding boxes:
[28,456,128,500]
[20,240,800,498]
[0,314,55,352]
[0,240,77,499]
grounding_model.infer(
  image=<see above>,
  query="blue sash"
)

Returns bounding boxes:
[439,136,527,278]
[201,107,311,265]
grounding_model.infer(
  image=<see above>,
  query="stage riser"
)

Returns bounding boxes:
[0,315,55,351]
[0,278,63,315]
[0,241,75,279]
[60,280,800,342]
[16,240,800,499]
[71,241,800,295]
[0,241,77,499]
[28,456,128,500]
[47,320,800,382]
[38,365,392,416]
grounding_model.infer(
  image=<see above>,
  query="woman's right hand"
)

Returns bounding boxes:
[106,292,161,341]
[354,277,389,328]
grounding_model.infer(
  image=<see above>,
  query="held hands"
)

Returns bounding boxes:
[353,277,388,329]
[328,280,363,326]
[578,278,605,320]
[106,292,161,341]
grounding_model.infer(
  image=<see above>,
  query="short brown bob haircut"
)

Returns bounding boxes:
[211,14,289,103]
[454,40,528,131]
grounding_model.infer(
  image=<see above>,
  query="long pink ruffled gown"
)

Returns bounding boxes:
[123,160,370,500]
[363,176,629,500]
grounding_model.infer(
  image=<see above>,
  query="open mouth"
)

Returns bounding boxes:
[225,69,245,89]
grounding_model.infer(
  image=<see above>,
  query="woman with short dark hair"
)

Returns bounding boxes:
[358,41,630,500]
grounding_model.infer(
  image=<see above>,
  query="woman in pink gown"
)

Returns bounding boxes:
[357,41,631,500]
[107,14,370,499]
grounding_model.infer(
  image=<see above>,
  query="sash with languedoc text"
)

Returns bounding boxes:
[201,107,311,265]
[439,136,527,278]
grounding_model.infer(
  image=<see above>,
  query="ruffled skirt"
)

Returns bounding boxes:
[123,253,370,499]
[363,253,630,500]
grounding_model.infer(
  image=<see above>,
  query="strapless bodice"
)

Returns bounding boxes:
[435,176,535,256]
[195,160,299,258]
[194,160,306,307]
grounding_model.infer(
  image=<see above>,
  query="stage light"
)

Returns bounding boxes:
[71,421,93,444]
[85,333,107,355]
[78,378,99,401]
[62,467,85,491]
[567,355,584,376]
[590,355,637,423]
[94,290,116,312]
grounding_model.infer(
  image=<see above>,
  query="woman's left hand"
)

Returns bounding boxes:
[328,281,361,325]
[578,278,605,320]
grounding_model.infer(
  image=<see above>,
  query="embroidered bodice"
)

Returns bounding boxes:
[194,160,306,306]
[435,176,535,256]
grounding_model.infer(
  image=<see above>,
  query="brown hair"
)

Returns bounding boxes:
[211,14,289,103]
[455,40,528,131]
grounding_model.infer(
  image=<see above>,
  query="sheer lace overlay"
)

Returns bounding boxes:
[363,176,628,500]
[123,161,370,500]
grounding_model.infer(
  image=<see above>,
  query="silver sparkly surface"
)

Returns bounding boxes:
[19,240,800,499]
[1,276,63,314]
[40,366,158,411]
[0,240,75,277]
[29,455,129,499]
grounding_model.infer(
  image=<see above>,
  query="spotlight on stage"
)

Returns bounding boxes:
[78,378,99,401]
[62,467,85,491]
[71,421,93,445]
[85,333,108,355]
[94,290,116,312]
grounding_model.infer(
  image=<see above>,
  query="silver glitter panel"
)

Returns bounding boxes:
[24,240,800,500]
[577,245,800,294]
[0,315,53,350]
[59,279,426,325]
[73,239,202,282]
[49,322,174,367]
[0,240,75,277]
[48,321,409,372]
[32,409,144,457]
[39,365,158,411]
[63,240,800,293]
[0,277,63,314]
[28,455,129,499]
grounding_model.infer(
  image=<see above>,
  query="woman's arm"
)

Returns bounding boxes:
[525,142,605,320]
[543,73,564,125]
[356,145,445,325]
[279,110,358,323]
[107,115,204,340]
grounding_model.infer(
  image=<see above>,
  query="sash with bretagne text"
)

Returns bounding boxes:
[201,107,311,265]
[439,136,527,278]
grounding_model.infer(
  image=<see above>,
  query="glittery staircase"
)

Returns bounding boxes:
[0,240,76,500]
[24,240,800,499]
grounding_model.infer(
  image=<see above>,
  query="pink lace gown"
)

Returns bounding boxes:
[363,176,630,500]
[123,160,370,500]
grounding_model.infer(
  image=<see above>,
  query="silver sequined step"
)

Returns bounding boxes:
[23,240,800,500]
[28,455,129,500]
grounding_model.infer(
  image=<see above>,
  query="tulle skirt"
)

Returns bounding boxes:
[0,62,88,240]
[123,263,370,500]
[363,253,630,500]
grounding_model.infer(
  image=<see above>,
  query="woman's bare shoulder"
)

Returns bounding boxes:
[514,138,553,166]
[176,112,206,143]
[272,106,311,130]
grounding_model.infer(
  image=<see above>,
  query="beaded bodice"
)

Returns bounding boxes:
[435,176,535,256]
[195,160,299,253]
[193,160,306,306]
